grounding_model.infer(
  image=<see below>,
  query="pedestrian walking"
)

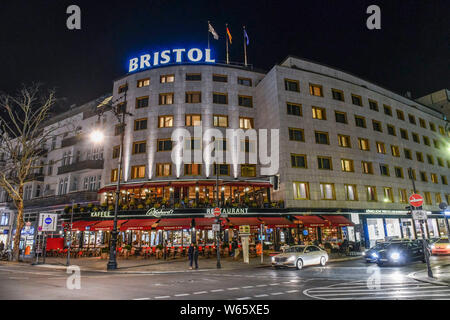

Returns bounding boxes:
[188,243,199,269]
[0,241,4,253]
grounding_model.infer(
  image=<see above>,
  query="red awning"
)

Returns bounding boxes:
[227,217,262,229]
[90,220,128,231]
[66,221,99,231]
[258,217,296,228]
[120,219,159,231]
[294,216,329,227]
[156,218,193,230]
[322,215,354,227]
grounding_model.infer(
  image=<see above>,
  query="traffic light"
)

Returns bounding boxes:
[270,175,280,191]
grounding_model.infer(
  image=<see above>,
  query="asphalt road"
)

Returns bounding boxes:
[0,256,449,300]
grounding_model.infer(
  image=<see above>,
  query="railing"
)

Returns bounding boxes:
[26,173,45,182]
[61,135,83,148]
[57,159,104,175]
[23,191,99,208]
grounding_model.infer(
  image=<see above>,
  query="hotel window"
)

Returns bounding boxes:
[420,171,428,182]
[383,105,392,116]
[429,122,436,132]
[423,136,430,146]
[284,79,300,92]
[380,164,390,176]
[355,115,366,128]
[186,73,201,81]
[394,167,404,178]
[433,139,440,149]
[396,109,405,120]
[436,193,442,204]
[131,165,146,179]
[368,99,379,111]
[212,74,227,82]
[442,176,448,185]
[156,163,171,177]
[241,164,256,177]
[214,139,227,151]
[419,118,426,128]
[110,169,122,182]
[237,77,252,86]
[291,154,307,168]
[112,146,120,159]
[214,164,230,176]
[372,120,382,132]
[238,95,253,107]
[315,131,329,144]
[185,138,202,150]
[399,189,408,203]
[351,94,363,106]
[426,154,434,165]
[320,183,335,200]
[362,161,373,174]
[416,152,424,162]
[383,187,394,202]
[184,164,202,175]
[408,168,416,180]
[212,92,228,104]
[136,96,149,109]
[338,134,351,148]
[118,84,128,94]
[213,115,228,127]
[239,117,254,129]
[345,184,358,201]
[289,128,305,142]
[160,74,175,83]
[431,173,438,184]
[404,148,412,159]
[387,124,396,136]
[366,186,377,201]
[400,129,408,140]
[293,182,309,200]
[412,132,420,143]
[341,159,354,172]
[287,102,302,116]
[186,91,202,103]
[424,192,432,205]
[134,118,147,131]
[408,114,416,125]
[437,157,444,167]
[317,156,332,170]
[114,124,124,136]
[335,111,347,124]
[157,139,172,152]
[376,141,386,154]
[240,139,256,153]
[118,101,127,113]
[358,138,370,151]
[331,89,344,101]
[439,126,445,135]
[185,114,202,126]
[137,78,150,88]
[391,145,400,157]
[158,115,174,128]
[309,84,323,97]
[312,106,326,120]
[159,93,174,105]
[132,141,146,154]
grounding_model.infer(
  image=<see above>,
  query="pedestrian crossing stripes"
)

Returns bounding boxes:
[303,280,450,300]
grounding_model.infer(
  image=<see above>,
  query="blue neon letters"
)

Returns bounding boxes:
[128,48,215,73]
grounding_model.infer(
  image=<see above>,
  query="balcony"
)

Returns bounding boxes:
[26,172,45,182]
[23,190,99,208]
[61,135,83,148]
[57,159,104,175]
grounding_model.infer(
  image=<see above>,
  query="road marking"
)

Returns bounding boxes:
[256,284,267,287]
[241,286,254,289]
[210,289,224,292]
[270,292,284,295]
[254,294,268,297]
[236,297,252,300]
[269,283,280,286]
[286,290,299,293]
[193,291,208,295]
[134,297,150,300]
[227,287,239,290]
[174,293,190,297]
[154,296,170,299]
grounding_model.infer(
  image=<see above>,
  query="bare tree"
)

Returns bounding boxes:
[0,84,60,261]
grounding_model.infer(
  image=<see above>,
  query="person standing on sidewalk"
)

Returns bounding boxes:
[188,243,199,269]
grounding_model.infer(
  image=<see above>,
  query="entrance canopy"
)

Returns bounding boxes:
[155,218,192,230]
[258,217,296,228]
[120,219,159,231]
[227,217,262,229]
[294,215,328,227]
[322,215,354,227]
[66,221,99,232]
[90,220,128,231]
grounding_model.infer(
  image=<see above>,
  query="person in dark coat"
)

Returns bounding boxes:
[188,243,199,269]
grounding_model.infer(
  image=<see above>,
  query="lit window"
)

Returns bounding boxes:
[185,114,202,126]
[159,93,174,105]
[160,74,174,83]
[341,159,354,172]
[312,106,326,120]
[362,161,373,174]
[338,135,351,148]
[293,182,309,200]
[184,164,202,175]
[186,92,202,103]
[131,165,146,179]
[309,84,323,97]
[213,115,228,127]
[345,185,358,201]
[156,163,171,177]
[241,165,256,177]
[320,183,335,200]
[158,115,173,128]
[358,138,370,151]
[239,117,254,129]
[366,186,377,201]
[383,187,394,202]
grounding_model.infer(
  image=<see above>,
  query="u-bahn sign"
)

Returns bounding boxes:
[128,48,215,73]
[409,194,424,208]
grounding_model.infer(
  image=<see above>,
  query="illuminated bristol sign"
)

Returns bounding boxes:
[128,48,215,73]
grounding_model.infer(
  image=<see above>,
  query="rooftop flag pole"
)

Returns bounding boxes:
[243,26,248,66]
[225,23,230,64]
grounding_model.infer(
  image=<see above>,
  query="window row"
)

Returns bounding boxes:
[129,93,253,108]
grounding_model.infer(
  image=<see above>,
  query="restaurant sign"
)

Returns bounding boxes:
[145,208,174,218]
[91,211,112,218]
[205,207,249,218]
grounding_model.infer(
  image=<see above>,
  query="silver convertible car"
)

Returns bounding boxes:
[271,245,329,269]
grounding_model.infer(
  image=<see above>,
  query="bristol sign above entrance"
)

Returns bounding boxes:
[128,48,215,73]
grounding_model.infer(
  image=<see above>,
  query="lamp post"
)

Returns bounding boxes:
[215,162,221,269]
[66,199,74,266]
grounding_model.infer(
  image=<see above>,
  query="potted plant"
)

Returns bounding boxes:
[101,247,109,259]
[123,244,132,259]
[92,206,99,212]
[108,205,114,211]
[145,199,152,208]
[278,200,285,208]
[154,203,161,209]
[64,206,70,213]
[121,204,129,210]
[80,207,85,213]
[137,204,144,210]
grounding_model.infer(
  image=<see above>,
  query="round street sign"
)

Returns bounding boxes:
[213,207,221,217]
[409,194,424,207]
[44,217,52,225]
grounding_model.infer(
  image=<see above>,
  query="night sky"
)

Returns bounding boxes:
[0,0,449,109]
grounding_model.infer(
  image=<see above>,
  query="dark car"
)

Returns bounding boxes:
[376,241,425,266]
[363,242,391,263]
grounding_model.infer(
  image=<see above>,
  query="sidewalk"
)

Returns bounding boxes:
[3,253,362,274]
[410,264,450,286]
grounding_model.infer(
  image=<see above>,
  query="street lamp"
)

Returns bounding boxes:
[89,130,104,144]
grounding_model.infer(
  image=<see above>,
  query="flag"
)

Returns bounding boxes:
[244,28,249,46]
[226,27,232,44]
[208,22,219,40]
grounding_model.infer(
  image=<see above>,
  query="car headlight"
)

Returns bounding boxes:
[287,256,296,262]
[371,252,378,258]
[390,252,400,260]
[362,251,366,256]
[271,256,275,262]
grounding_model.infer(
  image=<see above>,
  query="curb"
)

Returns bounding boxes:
[408,270,450,287]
